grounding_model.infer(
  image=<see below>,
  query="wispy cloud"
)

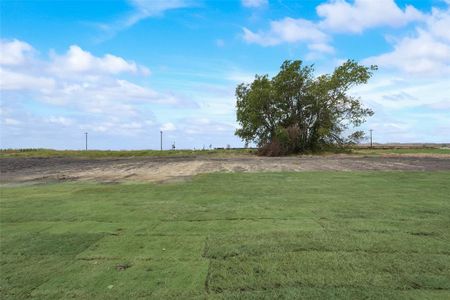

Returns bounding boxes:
[241,0,268,8]
[97,0,195,40]
[125,0,194,27]
[243,17,332,51]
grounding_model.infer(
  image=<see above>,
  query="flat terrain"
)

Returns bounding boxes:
[1,153,450,184]
[1,147,449,159]
[0,149,253,159]
[1,172,449,299]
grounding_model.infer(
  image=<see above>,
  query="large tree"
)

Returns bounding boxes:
[235,60,376,155]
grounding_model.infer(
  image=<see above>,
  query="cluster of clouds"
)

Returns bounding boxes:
[0,40,169,142]
[365,6,450,75]
[0,38,239,149]
[0,39,181,115]
[347,66,450,142]
[243,0,424,50]
[243,0,450,78]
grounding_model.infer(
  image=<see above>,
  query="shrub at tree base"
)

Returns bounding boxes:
[235,60,377,156]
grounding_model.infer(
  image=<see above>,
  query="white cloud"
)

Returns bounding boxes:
[366,32,450,75]
[3,118,21,125]
[316,0,424,33]
[351,74,450,143]
[240,0,428,56]
[45,116,74,126]
[353,75,450,110]
[242,0,268,8]
[161,122,176,131]
[243,17,332,52]
[426,7,450,42]
[0,67,55,91]
[180,118,235,135]
[36,78,182,116]
[225,70,255,83]
[1,40,190,124]
[308,42,335,54]
[0,39,34,65]
[49,45,149,76]
[80,120,147,136]
[364,7,450,75]
[120,122,143,130]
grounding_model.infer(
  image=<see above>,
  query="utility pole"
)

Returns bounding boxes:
[369,129,373,148]
[160,131,163,151]
[84,132,88,151]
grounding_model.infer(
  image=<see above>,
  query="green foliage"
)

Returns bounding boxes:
[235,60,377,155]
[1,172,450,298]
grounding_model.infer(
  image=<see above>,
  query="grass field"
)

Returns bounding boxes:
[1,147,449,158]
[1,172,450,299]
[0,148,254,159]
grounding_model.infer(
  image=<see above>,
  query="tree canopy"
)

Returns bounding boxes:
[235,59,377,155]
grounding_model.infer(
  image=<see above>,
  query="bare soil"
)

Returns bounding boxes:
[1,154,450,185]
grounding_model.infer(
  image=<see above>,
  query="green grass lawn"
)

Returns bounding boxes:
[1,172,449,299]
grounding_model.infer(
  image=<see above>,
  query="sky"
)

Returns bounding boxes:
[1,0,449,150]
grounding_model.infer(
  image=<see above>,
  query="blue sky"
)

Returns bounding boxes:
[1,0,449,150]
